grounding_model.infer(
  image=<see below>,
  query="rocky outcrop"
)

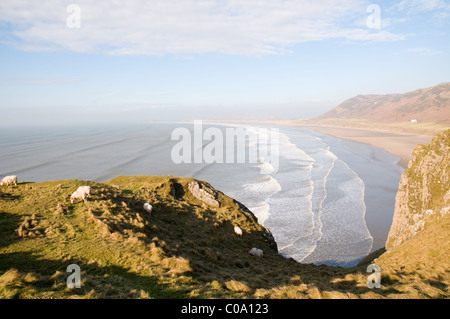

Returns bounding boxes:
[386,129,450,250]
[188,181,220,207]
[187,180,278,251]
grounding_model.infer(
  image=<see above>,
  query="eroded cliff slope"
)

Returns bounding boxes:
[386,129,450,250]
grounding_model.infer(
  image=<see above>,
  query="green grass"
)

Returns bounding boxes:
[1,175,448,299]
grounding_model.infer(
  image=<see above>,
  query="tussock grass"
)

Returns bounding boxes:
[0,175,448,299]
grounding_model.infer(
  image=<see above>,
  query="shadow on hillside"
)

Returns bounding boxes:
[0,251,186,298]
[106,181,387,297]
[169,180,185,200]
[129,196,378,297]
[0,191,21,201]
[0,211,23,249]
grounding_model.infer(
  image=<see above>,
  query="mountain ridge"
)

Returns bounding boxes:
[317,82,450,124]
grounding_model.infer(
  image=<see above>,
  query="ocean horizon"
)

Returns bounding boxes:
[0,122,403,267]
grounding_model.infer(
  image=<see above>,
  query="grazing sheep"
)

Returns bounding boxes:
[77,186,91,199]
[0,175,17,186]
[70,186,91,204]
[76,186,91,193]
[234,226,243,237]
[143,203,152,214]
[248,247,263,257]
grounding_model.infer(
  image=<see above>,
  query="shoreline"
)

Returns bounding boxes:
[217,120,434,169]
[293,124,433,169]
[212,120,433,253]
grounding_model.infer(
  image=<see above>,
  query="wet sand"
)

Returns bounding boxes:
[287,125,433,168]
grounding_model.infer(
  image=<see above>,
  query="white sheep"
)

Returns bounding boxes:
[248,247,263,257]
[234,226,243,237]
[0,175,17,186]
[70,186,91,204]
[143,203,152,214]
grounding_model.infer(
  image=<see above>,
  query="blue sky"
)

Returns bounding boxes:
[0,0,449,125]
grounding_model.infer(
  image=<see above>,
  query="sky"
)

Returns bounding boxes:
[0,0,449,125]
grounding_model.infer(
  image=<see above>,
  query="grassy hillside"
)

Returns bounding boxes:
[375,213,449,298]
[0,175,448,299]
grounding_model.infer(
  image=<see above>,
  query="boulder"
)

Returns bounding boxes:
[188,181,220,207]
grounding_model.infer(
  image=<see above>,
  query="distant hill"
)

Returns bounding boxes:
[317,82,450,124]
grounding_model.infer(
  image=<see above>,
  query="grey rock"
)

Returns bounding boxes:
[188,181,220,207]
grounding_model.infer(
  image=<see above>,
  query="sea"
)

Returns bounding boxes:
[0,122,404,267]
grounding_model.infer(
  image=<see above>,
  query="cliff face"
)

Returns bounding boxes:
[386,129,450,250]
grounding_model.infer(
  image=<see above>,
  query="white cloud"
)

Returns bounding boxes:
[0,0,406,56]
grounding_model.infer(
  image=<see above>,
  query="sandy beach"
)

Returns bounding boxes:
[296,125,433,168]
[220,119,434,168]
[283,124,435,252]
